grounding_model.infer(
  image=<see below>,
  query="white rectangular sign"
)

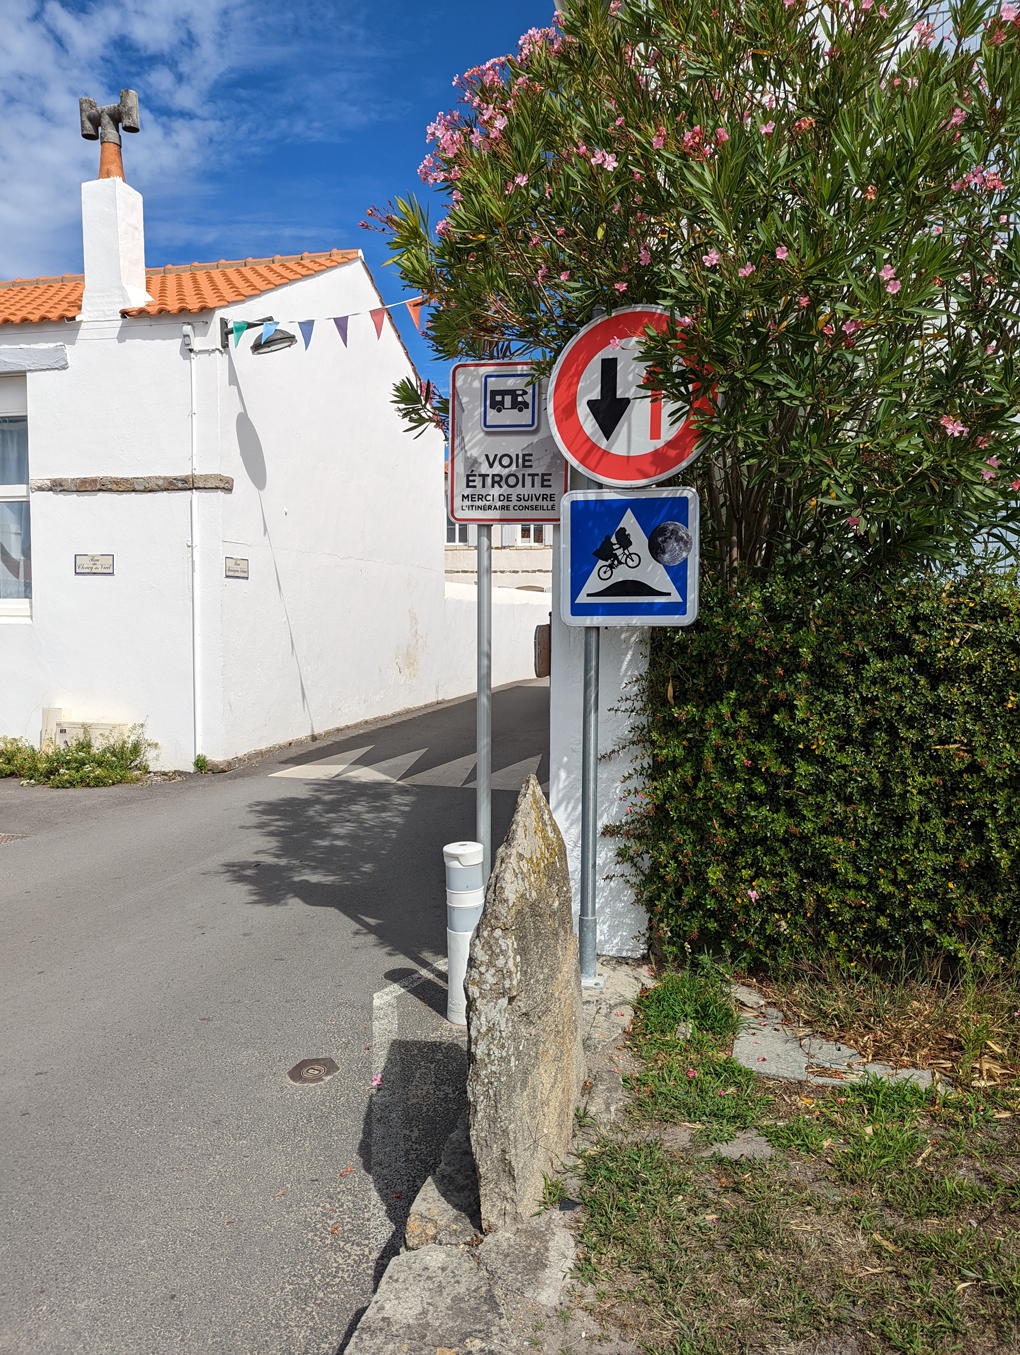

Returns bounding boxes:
[449,361,568,523]
[224,556,249,579]
[74,554,114,575]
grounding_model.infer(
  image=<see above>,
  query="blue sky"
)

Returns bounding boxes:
[0,0,553,387]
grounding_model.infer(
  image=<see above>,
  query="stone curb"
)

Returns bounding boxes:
[344,959,649,1355]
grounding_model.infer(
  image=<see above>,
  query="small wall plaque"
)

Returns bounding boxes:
[75,554,114,575]
[225,556,249,579]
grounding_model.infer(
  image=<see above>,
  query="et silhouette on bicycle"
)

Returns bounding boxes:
[592,526,641,581]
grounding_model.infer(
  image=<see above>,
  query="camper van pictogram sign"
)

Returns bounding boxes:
[450,362,568,523]
[547,307,710,487]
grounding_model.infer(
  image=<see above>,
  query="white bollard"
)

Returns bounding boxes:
[444,840,485,1026]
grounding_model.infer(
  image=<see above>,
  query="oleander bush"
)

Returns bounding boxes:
[0,727,157,788]
[613,570,1020,966]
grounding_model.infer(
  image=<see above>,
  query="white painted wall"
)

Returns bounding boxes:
[1,258,544,767]
[548,523,651,959]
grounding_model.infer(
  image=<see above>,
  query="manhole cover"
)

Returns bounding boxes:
[287,1057,339,1085]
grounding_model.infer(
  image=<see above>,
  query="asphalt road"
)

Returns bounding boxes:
[0,679,549,1355]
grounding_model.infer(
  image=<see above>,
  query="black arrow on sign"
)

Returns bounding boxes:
[586,357,631,440]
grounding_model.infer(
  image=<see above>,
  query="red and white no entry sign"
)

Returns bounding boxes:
[547,306,709,487]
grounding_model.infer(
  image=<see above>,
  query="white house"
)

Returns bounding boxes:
[1,137,545,769]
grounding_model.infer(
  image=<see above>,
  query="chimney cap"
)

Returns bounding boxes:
[79,90,140,146]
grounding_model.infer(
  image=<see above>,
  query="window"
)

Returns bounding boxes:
[520,524,545,544]
[0,416,30,612]
[446,516,470,545]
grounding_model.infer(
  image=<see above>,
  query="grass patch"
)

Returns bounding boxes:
[0,727,157,788]
[574,961,1020,1354]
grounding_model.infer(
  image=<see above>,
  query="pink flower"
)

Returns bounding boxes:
[608,337,622,350]
[987,344,996,354]
[862,0,873,8]
[949,107,967,127]
[743,758,752,766]
[591,148,618,171]
[798,295,810,308]
[976,436,990,448]
[737,263,756,277]
[652,130,666,150]
[988,456,1001,468]
[716,127,729,143]
[1011,480,1020,491]
[879,4,888,15]
[822,323,834,335]
[639,244,652,265]
[747,888,760,901]
[847,515,861,526]
[560,270,570,280]
[677,315,694,328]
[632,169,644,181]
[614,281,628,292]
[686,1068,698,1079]
[879,263,897,281]
[940,416,969,437]
[885,278,901,294]
[982,468,996,481]
[775,246,789,260]
[703,249,721,266]
[514,173,529,187]
[1002,2,1018,18]
[914,20,935,44]
[758,1056,768,1063]
[842,319,862,335]
[371,1074,383,1087]
[760,121,776,135]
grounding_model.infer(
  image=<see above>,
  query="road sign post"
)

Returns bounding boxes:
[546,309,706,985]
[449,362,568,882]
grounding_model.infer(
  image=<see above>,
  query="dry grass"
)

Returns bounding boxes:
[751,954,1020,1088]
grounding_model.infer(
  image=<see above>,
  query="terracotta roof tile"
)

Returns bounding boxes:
[0,249,359,326]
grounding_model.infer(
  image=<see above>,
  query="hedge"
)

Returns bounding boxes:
[613,572,1020,967]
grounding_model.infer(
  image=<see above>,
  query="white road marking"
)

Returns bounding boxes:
[338,749,428,784]
[368,971,429,1250]
[269,745,374,779]
[402,753,477,787]
[467,754,543,791]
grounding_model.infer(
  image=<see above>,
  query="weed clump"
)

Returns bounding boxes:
[0,727,157,788]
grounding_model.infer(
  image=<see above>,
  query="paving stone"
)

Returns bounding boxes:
[730,983,767,1011]
[476,1213,577,1310]
[344,1246,515,1355]
[404,1115,483,1249]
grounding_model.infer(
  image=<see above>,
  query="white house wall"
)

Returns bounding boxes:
[2,258,545,768]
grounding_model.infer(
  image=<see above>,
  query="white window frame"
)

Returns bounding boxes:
[0,404,31,618]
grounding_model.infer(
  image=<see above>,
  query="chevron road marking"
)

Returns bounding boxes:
[269,745,375,779]
[402,753,477,788]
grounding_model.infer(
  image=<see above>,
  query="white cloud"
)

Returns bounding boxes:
[0,0,400,277]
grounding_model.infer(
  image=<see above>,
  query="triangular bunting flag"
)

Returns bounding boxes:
[406,298,423,330]
[370,307,386,339]
[298,320,315,350]
[261,321,278,346]
[333,316,349,347]
[232,321,248,348]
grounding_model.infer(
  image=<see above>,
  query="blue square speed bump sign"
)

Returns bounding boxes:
[561,488,699,627]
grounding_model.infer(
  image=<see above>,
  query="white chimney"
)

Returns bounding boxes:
[79,177,153,321]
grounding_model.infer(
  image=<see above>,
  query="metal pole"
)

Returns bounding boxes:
[579,477,604,988]
[476,525,492,880]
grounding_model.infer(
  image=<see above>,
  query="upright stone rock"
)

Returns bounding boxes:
[466,775,583,1232]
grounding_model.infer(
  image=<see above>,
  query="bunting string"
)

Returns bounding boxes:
[230,295,425,349]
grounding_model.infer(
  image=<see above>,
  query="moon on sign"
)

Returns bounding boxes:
[648,521,692,567]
